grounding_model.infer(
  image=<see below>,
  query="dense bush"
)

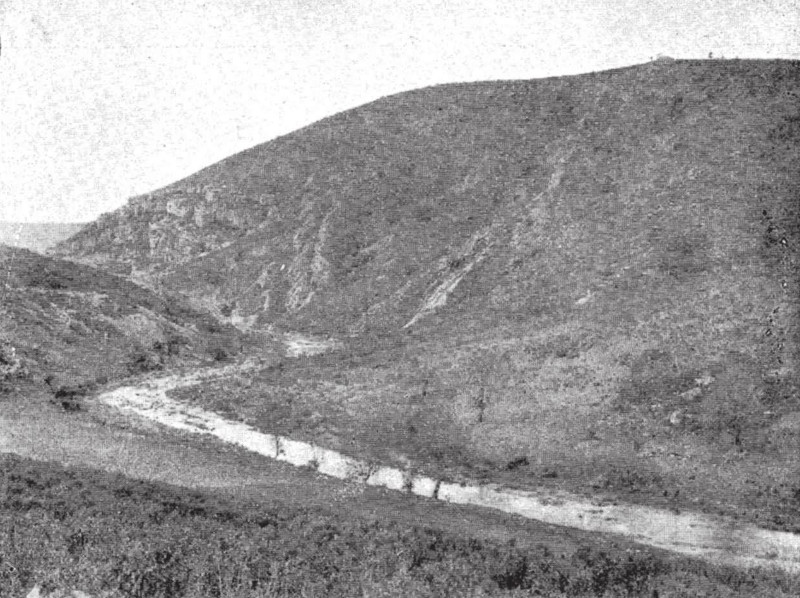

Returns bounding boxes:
[51,385,89,412]
[128,348,165,374]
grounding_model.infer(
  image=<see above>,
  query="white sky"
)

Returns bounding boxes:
[1,0,798,223]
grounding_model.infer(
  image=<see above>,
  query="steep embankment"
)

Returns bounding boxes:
[0,246,242,390]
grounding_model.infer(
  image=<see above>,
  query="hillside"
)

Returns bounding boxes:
[53,60,798,337]
[0,222,86,253]
[50,59,800,526]
[0,245,243,393]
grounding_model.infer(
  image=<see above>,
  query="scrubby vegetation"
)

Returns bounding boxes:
[0,246,245,389]
[53,60,800,346]
[1,455,798,597]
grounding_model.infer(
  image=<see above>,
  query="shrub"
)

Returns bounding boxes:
[129,348,164,374]
[0,341,20,376]
[208,345,231,362]
[49,384,92,412]
[0,340,26,391]
[54,387,83,412]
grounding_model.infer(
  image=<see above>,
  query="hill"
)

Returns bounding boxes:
[0,245,243,393]
[53,60,798,337]
[0,222,86,253]
[50,59,799,526]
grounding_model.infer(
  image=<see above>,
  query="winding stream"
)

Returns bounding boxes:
[101,368,800,573]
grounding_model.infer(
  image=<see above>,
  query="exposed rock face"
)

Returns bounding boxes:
[54,186,253,273]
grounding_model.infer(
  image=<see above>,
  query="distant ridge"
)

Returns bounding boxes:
[0,222,86,253]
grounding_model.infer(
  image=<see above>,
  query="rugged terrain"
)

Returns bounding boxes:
[4,58,798,594]
[0,245,244,393]
[51,59,800,526]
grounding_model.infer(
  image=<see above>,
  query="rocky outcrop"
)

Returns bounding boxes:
[51,184,262,273]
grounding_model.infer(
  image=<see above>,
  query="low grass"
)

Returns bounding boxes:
[2,454,798,597]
